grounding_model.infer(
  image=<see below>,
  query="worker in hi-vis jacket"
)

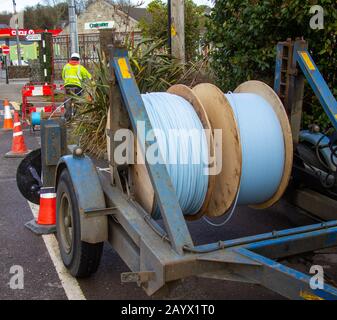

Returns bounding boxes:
[62,52,92,120]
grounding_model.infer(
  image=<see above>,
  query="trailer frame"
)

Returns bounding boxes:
[38,44,337,300]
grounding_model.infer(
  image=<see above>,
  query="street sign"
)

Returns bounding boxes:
[2,45,10,55]
[26,34,42,41]
[10,29,35,37]
[84,21,115,30]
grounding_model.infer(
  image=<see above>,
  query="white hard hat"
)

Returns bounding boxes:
[71,53,80,59]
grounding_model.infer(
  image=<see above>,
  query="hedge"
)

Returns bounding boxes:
[207,0,337,130]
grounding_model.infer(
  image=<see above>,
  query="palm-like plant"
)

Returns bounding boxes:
[71,39,211,158]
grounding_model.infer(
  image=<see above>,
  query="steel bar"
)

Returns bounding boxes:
[295,48,337,130]
[235,247,337,300]
[109,47,194,254]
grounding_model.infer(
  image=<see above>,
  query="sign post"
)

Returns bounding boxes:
[12,0,22,66]
[4,39,10,84]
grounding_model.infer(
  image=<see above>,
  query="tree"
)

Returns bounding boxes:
[24,2,68,29]
[207,0,337,129]
[0,11,11,26]
[138,0,207,61]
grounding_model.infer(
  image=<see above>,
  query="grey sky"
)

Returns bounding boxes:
[2,0,213,12]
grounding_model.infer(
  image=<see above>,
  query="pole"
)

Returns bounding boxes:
[68,0,79,54]
[12,0,22,66]
[42,33,48,84]
[170,0,185,64]
[168,0,172,55]
[5,39,10,84]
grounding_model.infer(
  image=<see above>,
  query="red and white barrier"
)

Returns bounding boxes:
[21,83,66,122]
[22,84,53,97]
[29,106,65,113]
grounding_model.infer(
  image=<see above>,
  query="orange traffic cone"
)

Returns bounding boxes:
[25,187,57,235]
[2,99,13,131]
[5,112,31,158]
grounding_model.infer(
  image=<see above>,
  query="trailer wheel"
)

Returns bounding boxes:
[56,168,103,278]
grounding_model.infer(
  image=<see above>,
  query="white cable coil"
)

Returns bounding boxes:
[141,92,209,217]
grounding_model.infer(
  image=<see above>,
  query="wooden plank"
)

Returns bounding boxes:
[291,188,337,221]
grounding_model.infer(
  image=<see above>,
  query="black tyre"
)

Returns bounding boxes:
[16,149,42,204]
[56,169,103,278]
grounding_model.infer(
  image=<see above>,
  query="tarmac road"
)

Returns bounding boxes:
[0,98,325,300]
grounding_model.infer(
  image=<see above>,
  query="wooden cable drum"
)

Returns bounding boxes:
[108,80,292,221]
[192,83,242,217]
[132,84,217,220]
[234,80,293,209]
[193,81,293,213]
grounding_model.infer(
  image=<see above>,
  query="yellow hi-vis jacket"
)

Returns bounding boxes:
[62,62,92,88]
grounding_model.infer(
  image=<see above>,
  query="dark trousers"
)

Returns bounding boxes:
[64,85,82,120]
[65,85,82,96]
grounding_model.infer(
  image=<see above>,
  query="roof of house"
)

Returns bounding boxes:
[102,0,152,24]
[124,7,152,24]
[95,0,152,23]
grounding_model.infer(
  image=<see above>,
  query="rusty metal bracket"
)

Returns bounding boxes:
[121,271,155,286]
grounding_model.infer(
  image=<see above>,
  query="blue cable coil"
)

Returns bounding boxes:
[140,91,286,218]
[225,93,285,205]
[141,92,209,217]
[31,112,41,126]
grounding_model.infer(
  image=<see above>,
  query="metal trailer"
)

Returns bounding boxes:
[274,39,337,221]
[28,44,337,300]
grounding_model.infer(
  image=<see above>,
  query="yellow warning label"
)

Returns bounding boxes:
[300,52,315,71]
[118,58,131,79]
[300,290,324,300]
[171,25,177,37]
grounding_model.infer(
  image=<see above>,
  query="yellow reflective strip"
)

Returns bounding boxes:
[300,52,315,71]
[171,25,177,37]
[300,290,324,300]
[118,58,131,79]
[77,65,82,80]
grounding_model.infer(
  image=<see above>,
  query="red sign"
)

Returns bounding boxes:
[0,28,63,38]
[10,29,35,37]
[2,45,10,55]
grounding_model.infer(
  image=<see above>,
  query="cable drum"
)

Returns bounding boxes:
[225,93,285,205]
[110,81,292,221]
[193,81,293,216]
[130,85,216,220]
[139,92,209,217]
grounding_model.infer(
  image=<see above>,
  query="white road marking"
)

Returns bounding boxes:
[28,201,86,300]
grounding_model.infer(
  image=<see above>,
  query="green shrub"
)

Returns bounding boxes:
[72,40,211,158]
[207,0,337,130]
